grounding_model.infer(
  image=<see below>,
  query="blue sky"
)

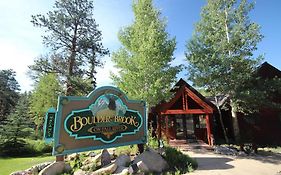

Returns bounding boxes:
[0,0,280,92]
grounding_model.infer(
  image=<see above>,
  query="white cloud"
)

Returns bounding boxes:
[96,56,118,87]
[0,40,37,91]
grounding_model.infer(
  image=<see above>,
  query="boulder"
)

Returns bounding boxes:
[89,162,117,175]
[81,162,95,171]
[128,161,148,174]
[115,154,131,167]
[83,152,102,165]
[10,162,53,175]
[214,146,238,156]
[10,170,32,175]
[38,161,66,175]
[64,163,72,173]
[136,161,149,172]
[113,166,129,175]
[74,169,87,175]
[32,162,53,172]
[133,148,168,173]
[67,153,80,161]
[101,149,111,167]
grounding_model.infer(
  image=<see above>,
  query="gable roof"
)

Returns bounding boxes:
[154,78,215,115]
[256,62,281,79]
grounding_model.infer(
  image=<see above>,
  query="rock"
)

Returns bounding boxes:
[136,161,149,172]
[81,162,95,171]
[74,169,87,175]
[113,166,129,175]
[38,161,66,175]
[33,162,53,172]
[133,148,169,173]
[64,163,72,173]
[115,154,131,167]
[101,149,111,167]
[89,152,97,157]
[214,146,238,156]
[238,151,247,156]
[83,152,102,165]
[67,153,80,161]
[10,170,32,175]
[90,162,117,175]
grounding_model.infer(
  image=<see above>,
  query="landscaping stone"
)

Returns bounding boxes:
[38,161,68,175]
[238,151,247,156]
[74,169,87,175]
[133,148,169,173]
[83,152,102,165]
[214,146,239,156]
[115,154,131,167]
[136,161,149,172]
[89,162,117,175]
[67,153,80,161]
[10,170,32,175]
[101,149,111,167]
[33,162,53,172]
[81,162,95,171]
[113,166,129,175]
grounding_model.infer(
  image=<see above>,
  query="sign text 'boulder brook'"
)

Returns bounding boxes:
[44,86,147,155]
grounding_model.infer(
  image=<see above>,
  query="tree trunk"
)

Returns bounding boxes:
[230,99,240,143]
[215,96,229,144]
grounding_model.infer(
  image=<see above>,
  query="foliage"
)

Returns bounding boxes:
[30,73,62,133]
[30,0,109,95]
[0,69,20,123]
[25,139,53,154]
[0,93,32,156]
[0,155,54,175]
[115,145,138,156]
[111,0,181,107]
[185,0,263,112]
[163,147,198,174]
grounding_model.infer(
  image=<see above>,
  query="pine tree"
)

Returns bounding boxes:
[111,0,181,107]
[30,0,109,95]
[185,0,263,142]
[0,93,31,156]
[0,69,20,123]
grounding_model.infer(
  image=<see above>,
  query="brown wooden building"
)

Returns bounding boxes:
[150,79,216,145]
[150,62,281,146]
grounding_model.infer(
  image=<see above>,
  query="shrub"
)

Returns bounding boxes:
[25,139,52,154]
[115,145,138,156]
[163,146,198,173]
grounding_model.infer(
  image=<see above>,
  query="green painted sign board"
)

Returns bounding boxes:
[46,86,147,156]
[44,108,56,143]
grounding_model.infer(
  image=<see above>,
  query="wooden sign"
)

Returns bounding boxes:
[44,108,56,143]
[49,86,147,156]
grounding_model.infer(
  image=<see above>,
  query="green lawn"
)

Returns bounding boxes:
[0,155,55,175]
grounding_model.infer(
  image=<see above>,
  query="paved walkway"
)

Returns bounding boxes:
[169,140,281,175]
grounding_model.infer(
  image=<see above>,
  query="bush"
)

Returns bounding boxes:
[115,145,138,156]
[0,139,53,157]
[25,139,52,154]
[0,139,28,156]
[163,146,198,173]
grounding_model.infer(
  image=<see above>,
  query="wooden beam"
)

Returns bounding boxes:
[184,87,214,112]
[161,109,212,115]
[206,114,214,146]
[157,115,162,139]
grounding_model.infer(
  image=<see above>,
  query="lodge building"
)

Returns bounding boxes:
[149,62,281,146]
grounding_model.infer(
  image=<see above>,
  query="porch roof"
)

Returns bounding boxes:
[154,79,215,115]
